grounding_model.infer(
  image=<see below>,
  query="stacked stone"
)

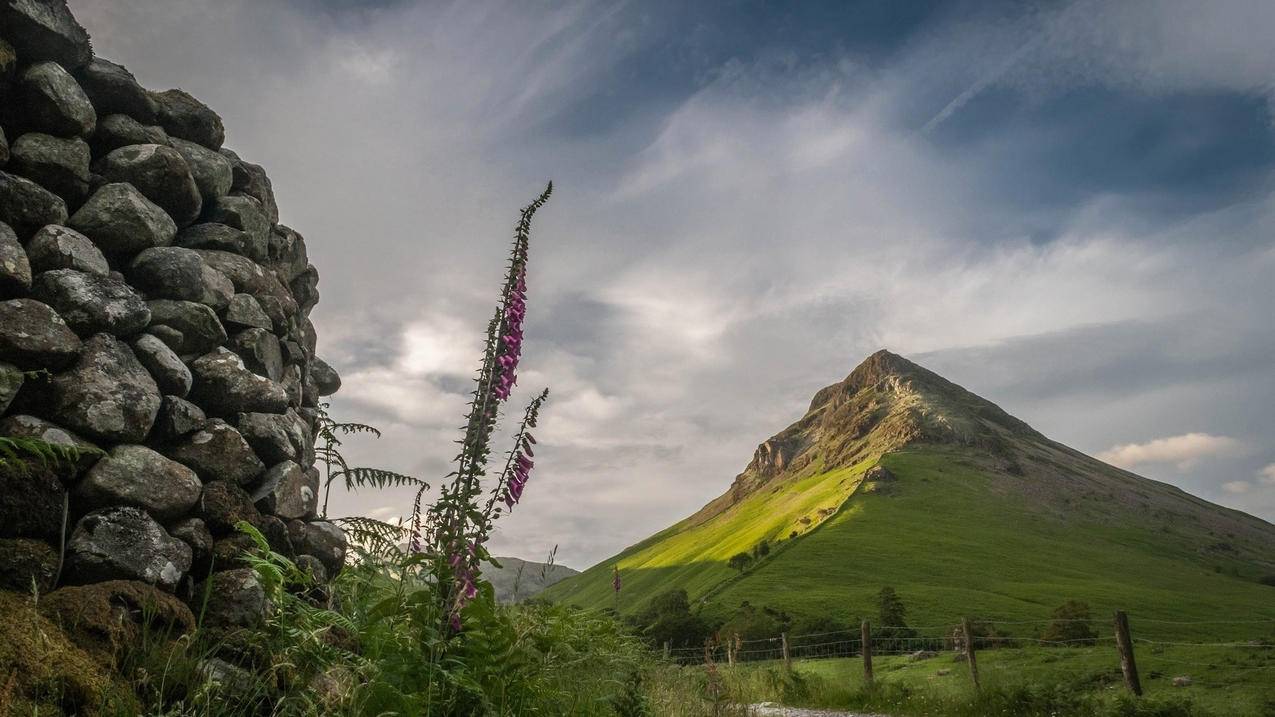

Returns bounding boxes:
[0,0,346,627]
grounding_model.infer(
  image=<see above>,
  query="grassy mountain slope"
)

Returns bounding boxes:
[483,556,579,604]
[544,351,1275,636]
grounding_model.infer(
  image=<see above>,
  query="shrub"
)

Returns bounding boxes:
[1041,599,1098,645]
[728,552,754,573]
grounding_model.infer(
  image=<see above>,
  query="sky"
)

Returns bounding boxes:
[75,0,1275,568]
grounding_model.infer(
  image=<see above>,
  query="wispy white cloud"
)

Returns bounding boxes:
[1097,433,1243,471]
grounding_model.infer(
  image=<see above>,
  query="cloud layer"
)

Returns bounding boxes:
[75,0,1275,567]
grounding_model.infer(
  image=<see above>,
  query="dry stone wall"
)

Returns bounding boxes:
[0,0,346,626]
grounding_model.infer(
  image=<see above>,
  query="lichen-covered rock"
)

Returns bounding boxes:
[0,220,32,295]
[25,224,108,276]
[168,516,212,569]
[164,418,264,486]
[0,170,67,235]
[197,480,261,535]
[95,143,202,227]
[222,292,272,331]
[145,299,226,356]
[7,132,90,202]
[295,554,328,584]
[0,414,101,481]
[223,149,279,225]
[228,327,283,382]
[32,268,150,336]
[195,568,268,629]
[287,520,346,577]
[290,265,320,316]
[253,461,318,521]
[267,224,309,282]
[44,333,161,443]
[190,347,288,416]
[130,333,192,396]
[153,395,206,441]
[91,113,169,155]
[170,137,232,204]
[0,462,62,540]
[210,532,256,570]
[74,444,202,522]
[310,356,341,396]
[41,580,196,659]
[128,246,233,309]
[202,195,268,262]
[74,58,157,122]
[0,298,81,369]
[0,0,92,69]
[0,537,58,592]
[174,221,252,257]
[154,89,224,150]
[237,411,306,466]
[0,361,21,413]
[18,61,95,137]
[257,514,294,556]
[64,507,192,590]
[69,182,176,253]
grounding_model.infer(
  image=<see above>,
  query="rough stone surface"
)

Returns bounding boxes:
[237,411,304,466]
[311,356,342,396]
[40,580,195,657]
[25,224,109,276]
[164,418,264,486]
[290,265,320,315]
[190,347,288,416]
[294,554,328,584]
[0,0,92,69]
[0,298,81,369]
[128,246,233,309]
[0,414,101,480]
[195,568,268,629]
[171,137,232,204]
[257,514,294,556]
[64,507,192,591]
[154,89,224,150]
[197,480,261,536]
[0,125,7,166]
[69,182,176,253]
[0,362,22,414]
[224,151,279,225]
[287,520,347,577]
[32,268,150,336]
[174,222,252,257]
[202,195,269,262]
[153,395,206,441]
[7,132,90,202]
[222,292,272,331]
[146,299,226,356]
[252,461,318,520]
[0,537,59,592]
[0,461,62,540]
[168,517,212,568]
[95,143,202,227]
[0,220,32,296]
[18,61,95,137]
[74,444,202,522]
[74,58,157,122]
[0,170,67,234]
[268,224,309,282]
[43,333,161,443]
[91,113,169,155]
[130,333,192,396]
[228,327,283,381]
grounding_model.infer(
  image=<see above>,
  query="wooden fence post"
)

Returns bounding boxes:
[861,619,874,686]
[663,640,670,661]
[727,637,735,667]
[781,632,791,672]
[1114,610,1142,696]
[961,617,980,690]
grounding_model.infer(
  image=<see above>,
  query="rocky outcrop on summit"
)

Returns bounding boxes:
[0,0,345,634]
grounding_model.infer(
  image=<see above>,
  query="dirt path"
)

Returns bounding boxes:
[747,703,889,717]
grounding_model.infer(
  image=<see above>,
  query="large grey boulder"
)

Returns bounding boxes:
[25,224,109,276]
[44,333,161,443]
[0,413,101,480]
[267,224,309,282]
[196,568,268,628]
[290,265,320,316]
[154,89,224,150]
[197,480,261,535]
[223,149,279,225]
[228,327,283,382]
[128,246,233,309]
[7,132,90,202]
[0,0,92,69]
[287,520,347,577]
[32,268,150,336]
[130,333,192,396]
[0,170,67,235]
[170,138,232,204]
[164,418,264,486]
[145,299,226,356]
[0,220,32,295]
[74,58,157,122]
[69,182,176,253]
[74,444,202,522]
[91,113,169,155]
[95,144,202,227]
[153,395,206,441]
[18,61,95,137]
[310,356,342,396]
[237,411,305,466]
[0,298,80,369]
[64,507,192,591]
[252,461,318,520]
[222,293,272,331]
[175,222,252,257]
[202,195,268,261]
[168,517,213,569]
[196,250,296,328]
[190,347,288,416]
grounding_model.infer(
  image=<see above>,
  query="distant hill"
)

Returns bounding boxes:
[544,350,1275,632]
[483,556,579,604]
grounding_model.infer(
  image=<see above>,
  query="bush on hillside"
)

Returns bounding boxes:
[1041,599,1099,645]
[728,552,753,572]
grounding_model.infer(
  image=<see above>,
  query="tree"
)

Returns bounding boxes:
[753,540,770,559]
[728,552,753,573]
[630,589,712,650]
[1040,600,1097,645]
[877,586,907,628]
